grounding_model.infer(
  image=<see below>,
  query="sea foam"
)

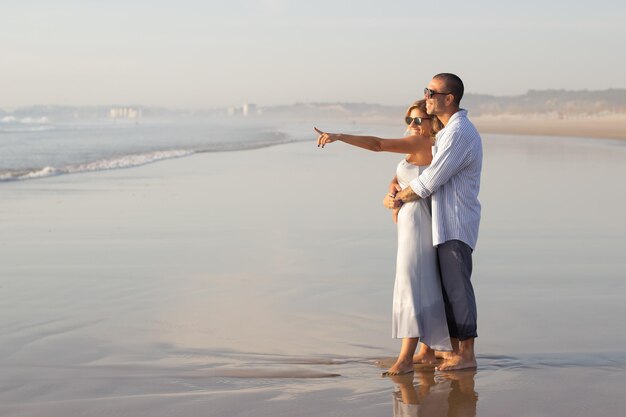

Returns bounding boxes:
[0,149,194,181]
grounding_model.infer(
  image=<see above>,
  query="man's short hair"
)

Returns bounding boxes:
[434,73,464,106]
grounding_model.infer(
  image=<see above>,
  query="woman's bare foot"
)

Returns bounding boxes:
[436,350,454,359]
[412,343,437,364]
[382,357,415,376]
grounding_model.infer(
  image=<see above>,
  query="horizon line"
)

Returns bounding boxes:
[3,87,626,112]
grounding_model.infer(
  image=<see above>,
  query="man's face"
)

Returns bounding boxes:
[425,78,447,116]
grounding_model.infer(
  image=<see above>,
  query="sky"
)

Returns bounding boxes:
[2,0,625,109]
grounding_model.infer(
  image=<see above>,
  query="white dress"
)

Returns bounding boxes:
[391,159,451,351]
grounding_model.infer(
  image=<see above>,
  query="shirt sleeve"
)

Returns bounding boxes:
[409,126,472,198]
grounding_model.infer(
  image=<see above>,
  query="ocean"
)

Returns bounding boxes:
[0,118,313,181]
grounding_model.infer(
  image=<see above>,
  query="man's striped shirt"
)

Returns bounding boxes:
[409,109,482,249]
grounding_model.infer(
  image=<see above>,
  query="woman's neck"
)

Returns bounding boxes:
[407,135,434,165]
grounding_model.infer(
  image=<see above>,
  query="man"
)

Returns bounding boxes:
[390,73,482,371]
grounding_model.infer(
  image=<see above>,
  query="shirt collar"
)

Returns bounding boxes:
[447,109,468,125]
[435,109,468,141]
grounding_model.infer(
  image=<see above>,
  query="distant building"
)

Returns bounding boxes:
[109,107,142,119]
[227,103,260,117]
[242,103,257,117]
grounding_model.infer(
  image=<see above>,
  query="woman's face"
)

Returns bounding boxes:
[407,108,432,138]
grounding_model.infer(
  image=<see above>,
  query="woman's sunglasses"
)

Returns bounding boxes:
[405,116,431,125]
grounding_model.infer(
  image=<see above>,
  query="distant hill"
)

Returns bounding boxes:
[463,89,626,115]
[259,102,403,121]
[3,89,626,122]
[260,89,626,121]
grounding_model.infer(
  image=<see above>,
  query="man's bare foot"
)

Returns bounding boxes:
[435,354,477,371]
[382,357,415,376]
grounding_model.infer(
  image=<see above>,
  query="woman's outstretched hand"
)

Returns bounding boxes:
[315,127,339,148]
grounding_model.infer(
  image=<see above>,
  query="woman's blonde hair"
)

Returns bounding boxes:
[405,99,443,139]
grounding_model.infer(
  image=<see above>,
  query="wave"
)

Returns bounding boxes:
[1,116,50,124]
[0,125,57,133]
[0,116,53,132]
[195,136,298,153]
[0,137,301,182]
[0,150,193,182]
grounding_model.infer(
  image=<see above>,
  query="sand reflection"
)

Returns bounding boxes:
[391,371,477,417]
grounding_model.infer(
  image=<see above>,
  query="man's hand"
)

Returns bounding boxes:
[395,186,420,203]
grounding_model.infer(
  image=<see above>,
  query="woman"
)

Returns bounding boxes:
[315,100,451,376]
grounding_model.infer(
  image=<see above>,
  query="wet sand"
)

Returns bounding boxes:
[1,133,626,416]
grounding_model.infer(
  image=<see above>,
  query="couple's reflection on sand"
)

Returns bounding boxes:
[390,370,477,417]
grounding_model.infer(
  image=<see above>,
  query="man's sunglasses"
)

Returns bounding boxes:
[405,116,431,125]
[424,88,452,99]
